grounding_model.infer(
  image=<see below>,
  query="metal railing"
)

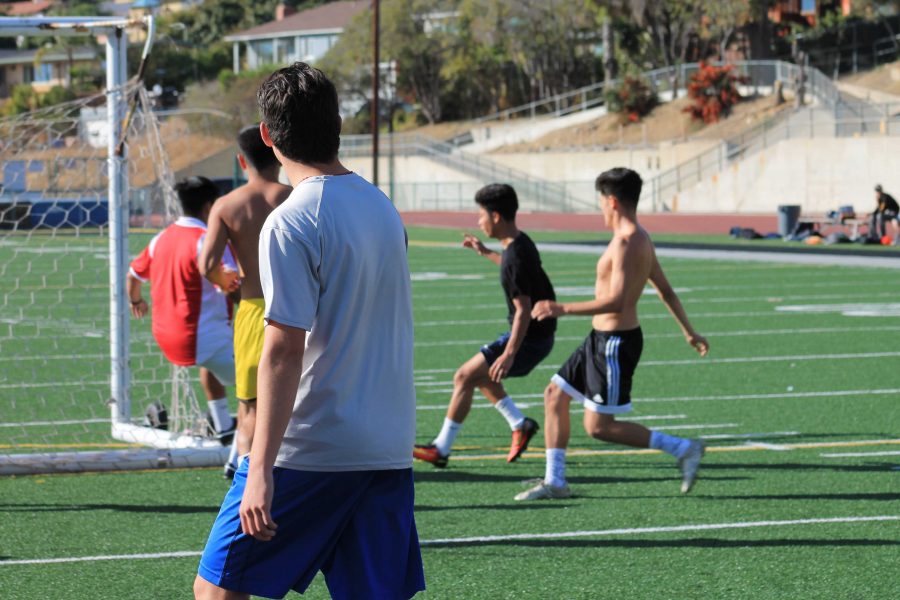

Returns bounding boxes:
[341,61,886,213]
[643,61,847,211]
[463,60,839,131]
[341,133,595,211]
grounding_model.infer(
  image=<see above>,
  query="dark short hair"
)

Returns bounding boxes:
[237,124,279,172]
[875,184,883,193]
[474,183,518,221]
[174,176,219,217]
[595,167,642,210]
[256,62,341,164]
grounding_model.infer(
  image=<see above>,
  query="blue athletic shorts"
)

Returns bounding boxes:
[197,459,425,599]
[480,332,554,378]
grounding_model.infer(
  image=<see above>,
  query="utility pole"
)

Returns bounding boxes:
[371,0,380,186]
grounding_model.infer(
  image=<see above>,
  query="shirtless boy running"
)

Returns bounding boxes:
[199,124,292,478]
[516,167,709,501]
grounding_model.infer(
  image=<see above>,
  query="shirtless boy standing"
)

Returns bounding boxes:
[516,167,709,501]
[199,124,292,478]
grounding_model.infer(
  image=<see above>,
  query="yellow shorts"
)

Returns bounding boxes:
[234,298,266,401]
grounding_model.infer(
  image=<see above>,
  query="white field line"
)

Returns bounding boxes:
[417,388,900,405]
[1,516,896,565]
[0,418,108,428]
[413,327,900,347]
[2,379,175,390]
[743,442,792,451]
[11,357,900,392]
[456,438,900,462]
[411,275,892,297]
[644,423,738,431]
[414,352,900,375]
[821,450,900,458]
[420,516,900,545]
[8,322,900,362]
[701,431,800,440]
[6,301,894,343]
[410,285,900,306]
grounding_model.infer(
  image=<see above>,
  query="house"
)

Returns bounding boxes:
[768,1,853,27]
[224,1,368,73]
[0,46,96,97]
[0,0,55,18]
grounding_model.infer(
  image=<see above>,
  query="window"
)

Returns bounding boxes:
[34,63,53,83]
[800,0,816,13]
[252,40,274,66]
[24,63,55,83]
[305,36,329,60]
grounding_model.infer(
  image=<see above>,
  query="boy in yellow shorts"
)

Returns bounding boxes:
[199,125,292,477]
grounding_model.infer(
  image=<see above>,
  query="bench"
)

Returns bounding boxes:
[796,215,869,239]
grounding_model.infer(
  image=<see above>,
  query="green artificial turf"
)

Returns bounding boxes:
[0,227,898,599]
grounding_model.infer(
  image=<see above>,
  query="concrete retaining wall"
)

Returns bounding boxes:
[672,137,900,214]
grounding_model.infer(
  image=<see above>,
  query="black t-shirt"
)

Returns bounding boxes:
[878,193,899,214]
[500,232,556,339]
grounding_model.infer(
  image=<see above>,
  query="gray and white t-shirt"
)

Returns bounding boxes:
[259,172,415,471]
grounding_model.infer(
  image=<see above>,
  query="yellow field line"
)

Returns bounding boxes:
[9,439,898,479]
[451,438,900,462]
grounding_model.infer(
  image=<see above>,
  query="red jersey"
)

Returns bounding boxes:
[130,217,235,366]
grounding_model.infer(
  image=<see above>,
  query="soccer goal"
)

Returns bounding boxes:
[0,16,234,474]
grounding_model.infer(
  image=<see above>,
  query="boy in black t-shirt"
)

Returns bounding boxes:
[414,184,556,468]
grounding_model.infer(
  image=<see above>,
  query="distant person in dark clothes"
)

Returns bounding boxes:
[870,184,899,240]
[413,183,556,469]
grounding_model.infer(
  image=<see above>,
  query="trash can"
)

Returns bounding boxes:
[777,205,801,237]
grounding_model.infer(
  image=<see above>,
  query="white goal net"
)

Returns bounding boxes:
[0,17,240,474]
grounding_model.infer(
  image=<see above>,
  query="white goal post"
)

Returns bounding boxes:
[0,16,230,474]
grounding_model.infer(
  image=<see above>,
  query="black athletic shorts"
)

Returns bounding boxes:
[480,332,554,378]
[552,327,643,414]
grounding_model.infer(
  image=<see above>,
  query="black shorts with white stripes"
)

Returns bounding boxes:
[552,327,643,414]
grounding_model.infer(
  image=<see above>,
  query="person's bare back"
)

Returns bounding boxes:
[208,180,292,299]
[592,224,654,331]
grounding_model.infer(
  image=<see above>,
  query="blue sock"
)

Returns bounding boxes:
[650,430,692,459]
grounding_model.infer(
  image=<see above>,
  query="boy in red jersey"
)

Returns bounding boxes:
[127,176,240,442]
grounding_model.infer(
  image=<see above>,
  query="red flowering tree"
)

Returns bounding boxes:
[684,62,748,124]
[605,76,658,124]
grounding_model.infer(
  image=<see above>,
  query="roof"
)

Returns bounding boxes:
[0,46,97,66]
[225,0,367,42]
[0,1,55,17]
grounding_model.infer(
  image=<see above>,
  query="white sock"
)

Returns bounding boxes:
[433,418,461,456]
[493,395,525,430]
[226,438,239,470]
[649,430,692,459]
[207,398,232,432]
[545,448,567,487]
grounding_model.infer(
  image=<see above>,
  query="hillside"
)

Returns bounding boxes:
[840,59,900,98]
[491,93,791,153]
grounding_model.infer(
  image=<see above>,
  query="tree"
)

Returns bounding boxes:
[501,0,600,100]
[703,0,752,61]
[627,0,704,94]
[320,0,457,125]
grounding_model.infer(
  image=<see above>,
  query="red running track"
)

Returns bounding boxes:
[401,211,778,236]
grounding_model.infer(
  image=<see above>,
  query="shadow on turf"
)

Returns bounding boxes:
[416,503,578,512]
[702,492,900,502]
[425,538,900,550]
[698,462,897,473]
[413,471,748,486]
[0,503,218,514]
